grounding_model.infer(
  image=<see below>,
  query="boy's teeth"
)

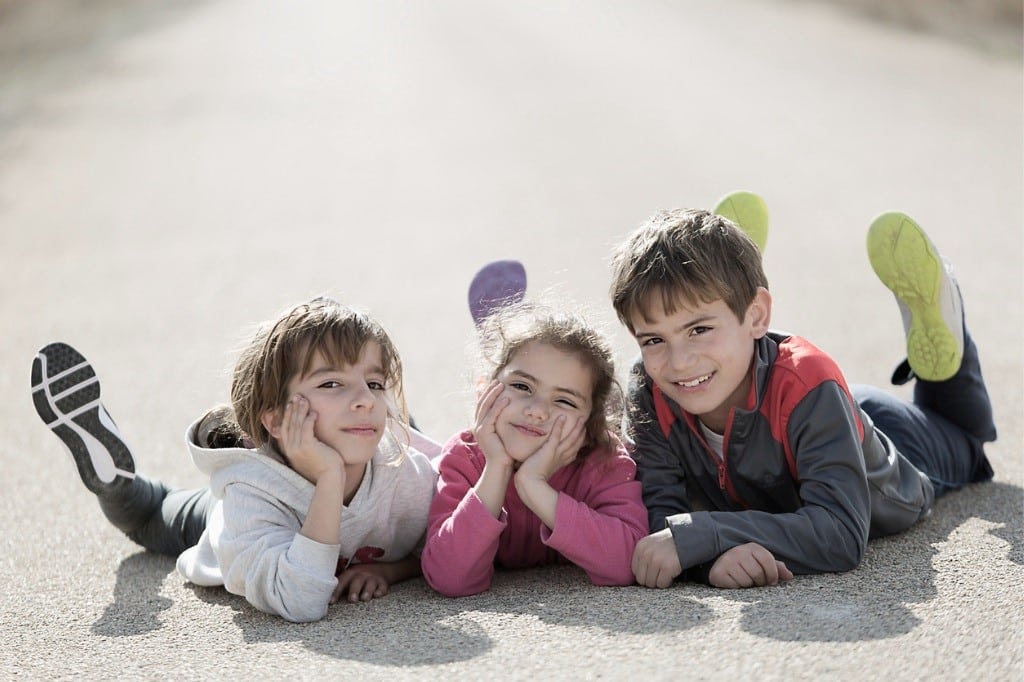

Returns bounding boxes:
[679,374,711,388]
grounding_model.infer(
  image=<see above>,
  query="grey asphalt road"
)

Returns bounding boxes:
[1,0,1021,679]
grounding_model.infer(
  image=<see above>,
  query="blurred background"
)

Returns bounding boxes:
[1,0,1020,468]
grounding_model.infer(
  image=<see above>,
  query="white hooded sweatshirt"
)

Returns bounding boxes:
[176,419,438,622]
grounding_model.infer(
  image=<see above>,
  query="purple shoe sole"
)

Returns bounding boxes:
[468,260,527,325]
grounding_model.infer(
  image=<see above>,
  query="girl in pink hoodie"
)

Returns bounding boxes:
[422,300,649,597]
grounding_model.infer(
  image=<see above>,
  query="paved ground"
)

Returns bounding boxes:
[1,0,1021,679]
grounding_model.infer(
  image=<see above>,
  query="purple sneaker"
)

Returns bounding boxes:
[468,260,527,326]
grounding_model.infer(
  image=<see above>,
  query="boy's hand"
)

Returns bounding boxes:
[516,414,586,483]
[332,564,390,603]
[473,381,514,470]
[632,528,683,588]
[708,542,794,589]
[278,395,344,485]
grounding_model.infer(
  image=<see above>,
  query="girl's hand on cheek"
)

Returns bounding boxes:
[472,380,514,470]
[279,395,344,484]
[517,415,585,483]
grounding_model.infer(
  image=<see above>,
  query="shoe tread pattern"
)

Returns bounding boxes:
[868,214,960,381]
[31,342,135,493]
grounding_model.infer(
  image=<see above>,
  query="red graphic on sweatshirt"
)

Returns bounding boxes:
[335,546,385,575]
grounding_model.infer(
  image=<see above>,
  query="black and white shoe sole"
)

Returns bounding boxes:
[31,342,135,494]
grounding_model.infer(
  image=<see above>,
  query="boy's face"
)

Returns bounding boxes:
[629,290,770,433]
[280,341,389,467]
[494,341,594,463]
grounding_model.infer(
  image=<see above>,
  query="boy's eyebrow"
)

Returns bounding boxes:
[633,313,718,339]
[508,369,588,402]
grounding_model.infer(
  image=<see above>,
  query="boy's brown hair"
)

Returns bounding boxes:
[230,297,406,449]
[476,300,623,458]
[610,208,768,331]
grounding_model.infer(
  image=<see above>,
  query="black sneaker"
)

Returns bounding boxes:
[31,342,136,493]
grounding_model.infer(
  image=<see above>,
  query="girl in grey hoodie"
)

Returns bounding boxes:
[32,297,437,622]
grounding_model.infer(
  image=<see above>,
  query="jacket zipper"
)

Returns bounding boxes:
[692,411,748,508]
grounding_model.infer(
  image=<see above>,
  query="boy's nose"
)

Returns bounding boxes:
[668,343,697,373]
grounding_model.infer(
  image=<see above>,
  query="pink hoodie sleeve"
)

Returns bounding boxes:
[540,445,649,586]
[421,432,506,597]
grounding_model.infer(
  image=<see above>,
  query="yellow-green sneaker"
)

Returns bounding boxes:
[867,212,963,382]
[713,190,769,252]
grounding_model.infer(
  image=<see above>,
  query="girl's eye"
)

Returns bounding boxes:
[318,380,342,389]
[509,381,531,393]
[367,380,386,391]
[555,398,579,409]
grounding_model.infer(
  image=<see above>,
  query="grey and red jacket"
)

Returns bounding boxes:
[629,331,934,578]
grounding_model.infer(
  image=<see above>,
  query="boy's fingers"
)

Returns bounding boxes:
[776,561,794,581]
[752,549,778,585]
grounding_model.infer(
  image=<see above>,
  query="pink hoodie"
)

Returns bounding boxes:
[422,430,649,597]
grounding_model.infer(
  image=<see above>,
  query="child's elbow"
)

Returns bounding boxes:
[424,573,486,598]
[827,530,868,573]
[588,568,637,588]
[586,549,641,587]
[249,594,328,623]
[279,606,328,623]
[422,562,487,598]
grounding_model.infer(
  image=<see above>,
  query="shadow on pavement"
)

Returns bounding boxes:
[91,551,176,637]
[181,564,711,666]
[90,480,1020,650]
[732,480,1023,642]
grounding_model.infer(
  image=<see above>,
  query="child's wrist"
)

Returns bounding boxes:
[308,460,345,486]
[513,469,549,497]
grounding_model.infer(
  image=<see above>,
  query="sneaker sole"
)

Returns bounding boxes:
[31,342,135,493]
[713,190,769,252]
[468,260,527,325]
[867,212,960,381]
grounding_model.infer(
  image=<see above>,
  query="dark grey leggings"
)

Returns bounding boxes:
[98,474,212,556]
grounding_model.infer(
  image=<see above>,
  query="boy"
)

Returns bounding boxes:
[610,208,995,588]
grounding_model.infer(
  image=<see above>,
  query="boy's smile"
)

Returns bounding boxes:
[630,290,770,433]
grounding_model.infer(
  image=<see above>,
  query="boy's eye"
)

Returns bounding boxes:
[690,326,712,336]
[640,337,663,347]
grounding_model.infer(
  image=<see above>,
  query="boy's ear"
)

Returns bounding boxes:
[746,287,772,338]
[260,409,282,440]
